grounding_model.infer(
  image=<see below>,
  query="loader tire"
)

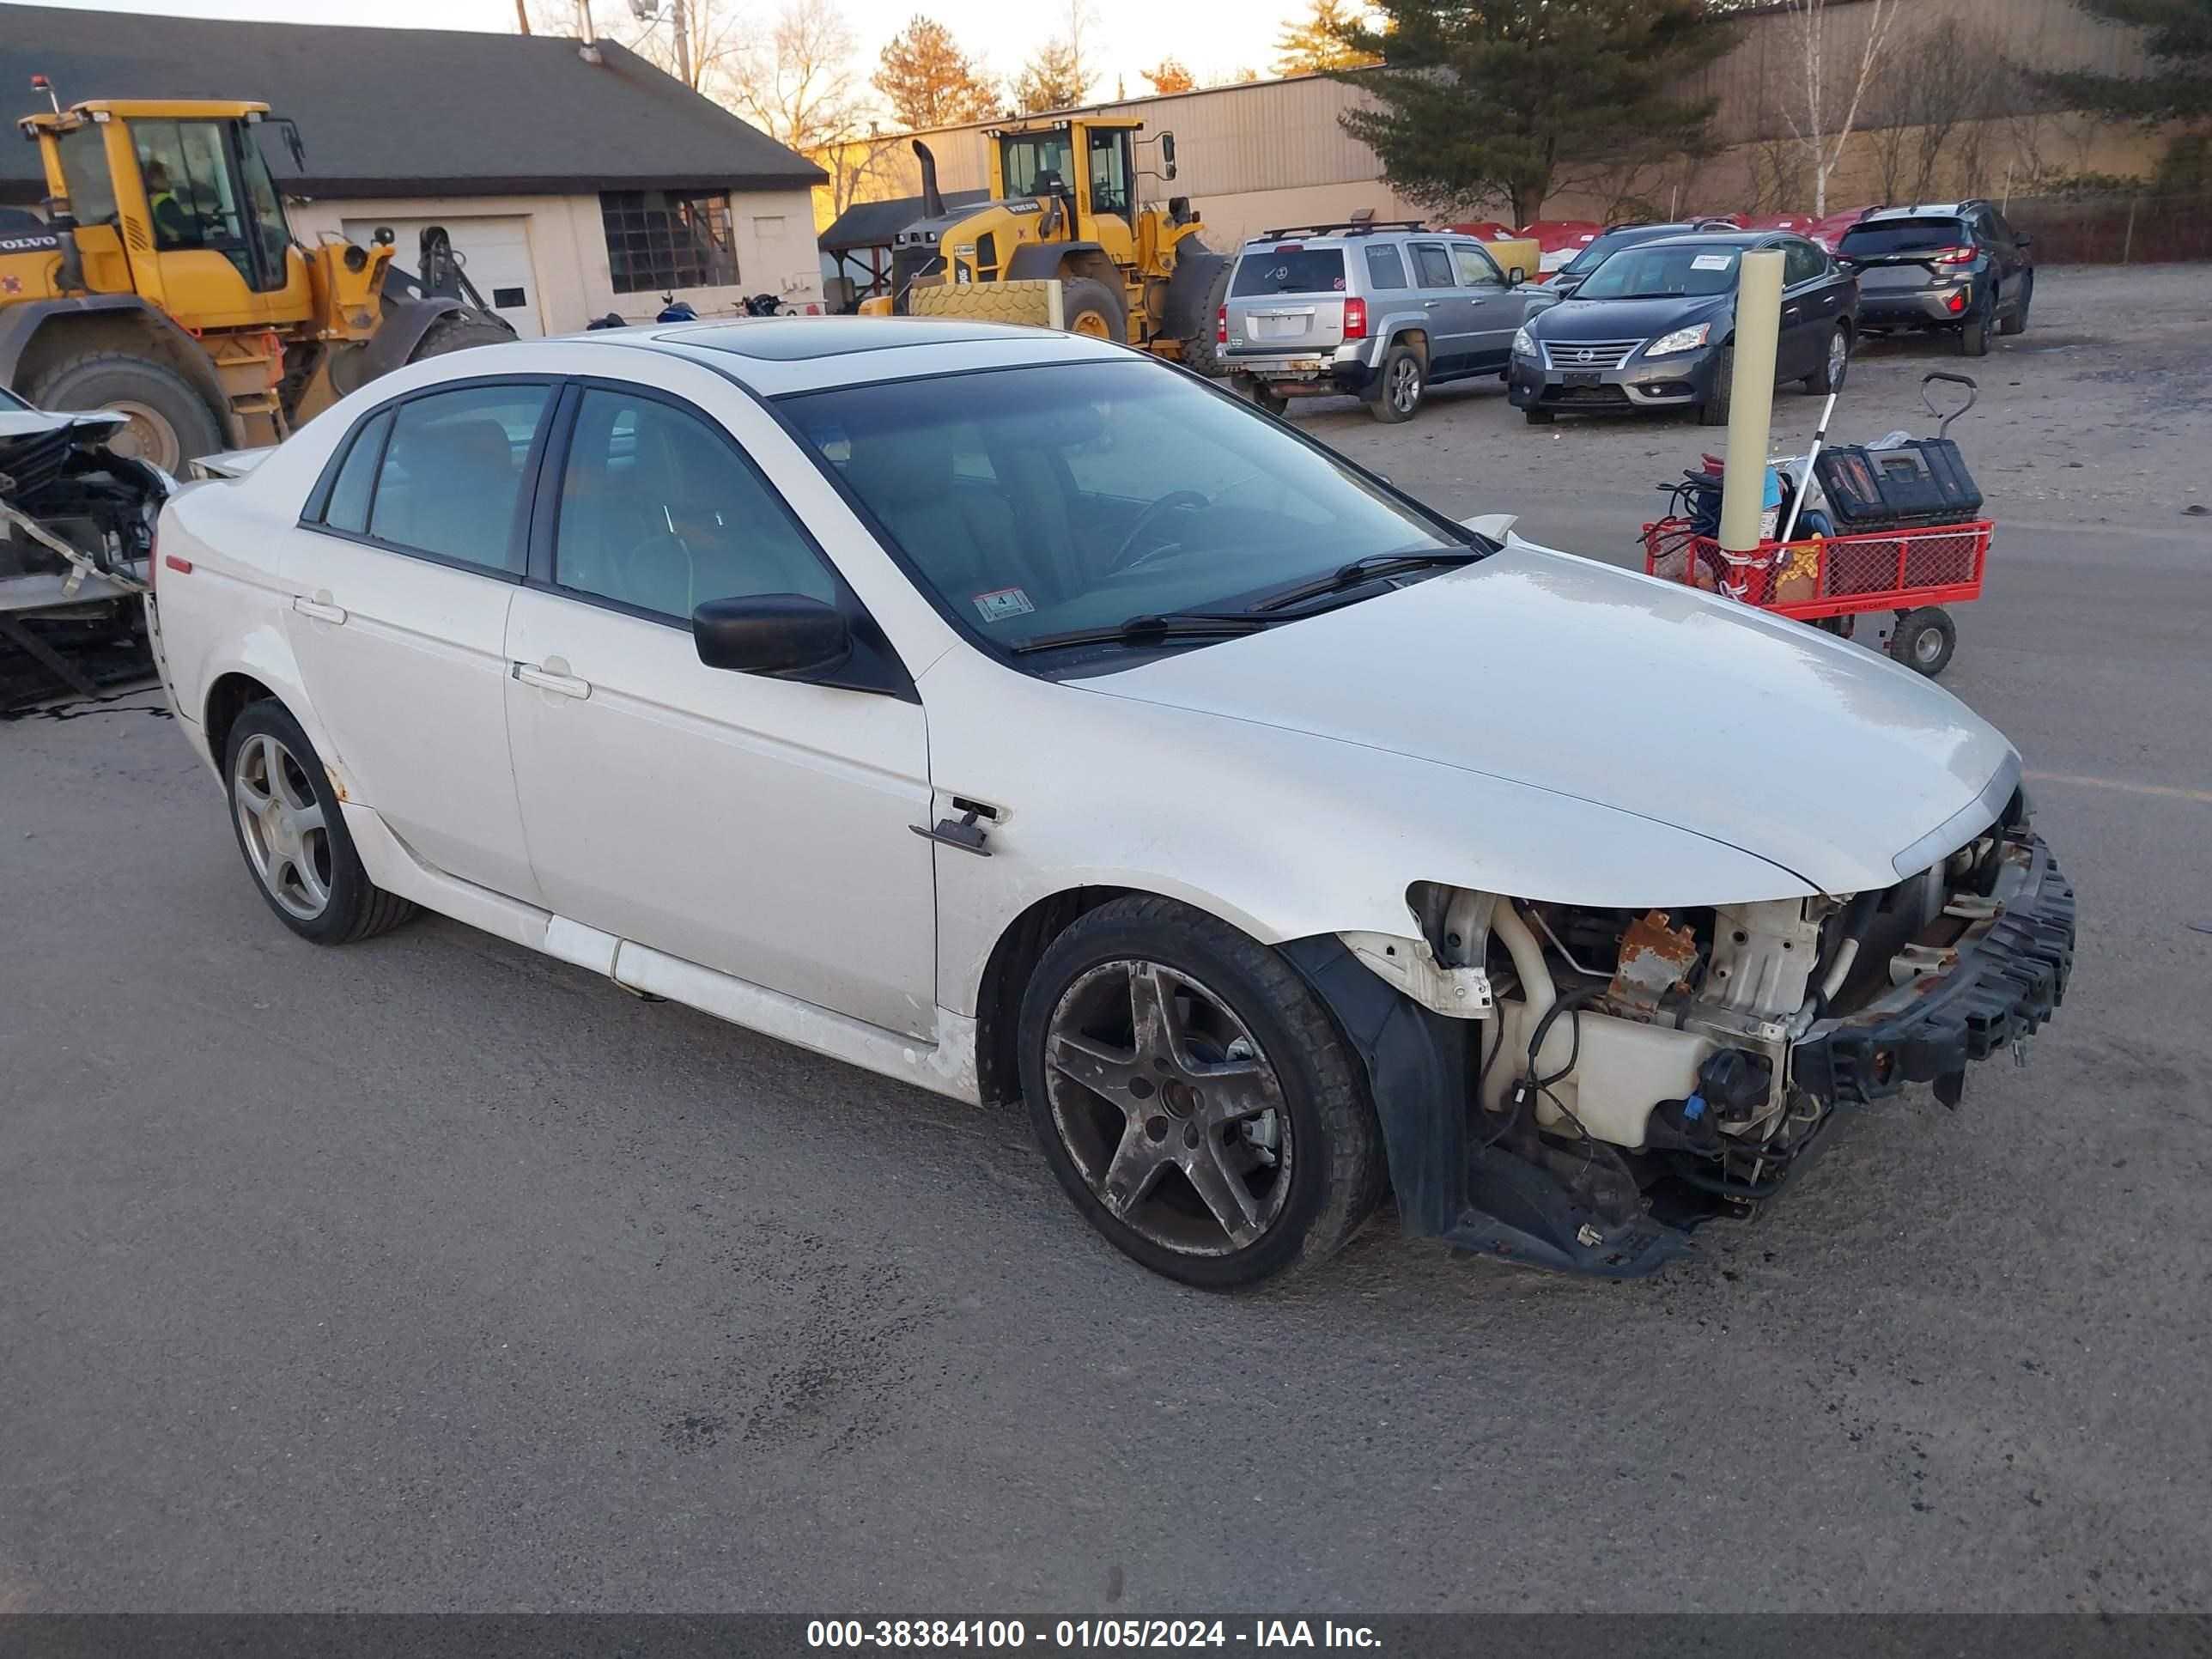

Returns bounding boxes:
[27,352,224,471]
[1175,260,1236,379]
[1061,277,1129,344]
[406,313,516,363]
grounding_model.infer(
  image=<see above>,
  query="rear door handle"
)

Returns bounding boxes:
[292,595,346,624]
[513,662,592,699]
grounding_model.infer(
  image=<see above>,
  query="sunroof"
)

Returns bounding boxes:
[663,318,1009,362]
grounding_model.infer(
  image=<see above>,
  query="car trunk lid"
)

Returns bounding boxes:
[1226,246,1348,351]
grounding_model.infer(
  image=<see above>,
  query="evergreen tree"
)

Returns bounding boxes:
[1334,0,1737,224]
[2036,0,2212,124]
[873,15,1000,130]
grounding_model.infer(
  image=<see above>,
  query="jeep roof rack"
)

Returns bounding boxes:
[1251,219,1427,240]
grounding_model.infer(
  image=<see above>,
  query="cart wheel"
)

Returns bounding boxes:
[1888,606,1957,676]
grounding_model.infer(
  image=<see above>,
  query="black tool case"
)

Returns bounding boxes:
[1814,439,1984,530]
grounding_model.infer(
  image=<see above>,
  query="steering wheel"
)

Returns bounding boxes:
[1107,490,1213,575]
[611,529,695,614]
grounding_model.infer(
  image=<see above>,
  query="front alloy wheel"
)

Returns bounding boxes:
[1045,958,1294,1255]
[1018,896,1387,1287]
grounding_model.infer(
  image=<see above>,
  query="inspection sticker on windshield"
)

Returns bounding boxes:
[1692,253,1735,271]
[972,586,1036,623]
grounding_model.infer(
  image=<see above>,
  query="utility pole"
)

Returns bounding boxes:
[672,0,691,87]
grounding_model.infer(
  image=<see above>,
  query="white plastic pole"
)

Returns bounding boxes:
[1718,248,1785,556]
[1778,391,1838,544]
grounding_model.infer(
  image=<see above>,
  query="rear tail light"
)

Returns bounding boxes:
[1934,245,1976,265]
[1216,304,1227,345]
[1342,297,1368,339]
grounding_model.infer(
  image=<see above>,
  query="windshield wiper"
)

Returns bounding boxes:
[1253,548,1486,613]
[1009,610,1277,655]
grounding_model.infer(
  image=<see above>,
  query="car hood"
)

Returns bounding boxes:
[1077,538,2017,896]
[1531,292,1731,344]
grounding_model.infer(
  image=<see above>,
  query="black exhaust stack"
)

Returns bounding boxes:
[914,140,945,220]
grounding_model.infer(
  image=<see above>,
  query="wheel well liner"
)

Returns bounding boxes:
[0,296,239,444]
[972,886,1133,1109]
[204,672,275,764]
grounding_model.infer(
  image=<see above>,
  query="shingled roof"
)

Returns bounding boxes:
[0,4,826,204]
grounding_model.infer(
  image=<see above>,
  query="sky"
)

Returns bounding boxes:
[29,0,1301,118]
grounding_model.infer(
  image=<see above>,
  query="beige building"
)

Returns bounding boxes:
[2,5,828,334]
[872,0,2174,244]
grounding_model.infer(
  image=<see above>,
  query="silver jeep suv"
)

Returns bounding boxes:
[1218,221,1531,422]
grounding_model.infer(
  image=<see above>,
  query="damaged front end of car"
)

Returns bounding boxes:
[1285,787,2075,1279]
[1,406,167,702]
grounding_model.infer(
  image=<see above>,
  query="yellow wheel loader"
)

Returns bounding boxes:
[2,97,514,471]
[866,117,1231,374]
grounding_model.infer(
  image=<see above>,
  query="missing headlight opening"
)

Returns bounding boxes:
[1380,819,2074,1258]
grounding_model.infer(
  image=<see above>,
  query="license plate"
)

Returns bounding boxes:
[1562,371,1601,387]
[1254,315,1306,340]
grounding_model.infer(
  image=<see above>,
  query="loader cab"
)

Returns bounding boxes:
[990,118,1143,267]
[26,100,311,331]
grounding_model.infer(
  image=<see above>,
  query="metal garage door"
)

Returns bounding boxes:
[342,215,544,338]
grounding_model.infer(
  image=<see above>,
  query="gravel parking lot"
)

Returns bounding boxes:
[4,263,2209,1615]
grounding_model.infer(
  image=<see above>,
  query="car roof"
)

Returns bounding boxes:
[1858,203,1978,222]
[1611,230,1781,252]
[549,314,1133,397]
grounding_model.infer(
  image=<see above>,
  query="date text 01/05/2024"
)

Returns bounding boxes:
[805,1619,1382,1649]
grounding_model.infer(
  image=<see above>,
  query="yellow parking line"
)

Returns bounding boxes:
[2027,770,2212,805]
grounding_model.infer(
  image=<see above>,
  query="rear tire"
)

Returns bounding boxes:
[1248,382,1290,418]
[1018,896,1387,1288]
[223,700,416,945]
[1060,276,1129,343]
[1960,296,1992,357]
[1887,606,1957,676]
[27,351,225,470]
[1999,272,2033,336]
[1368,345,1425,422]
[1803,325,1850,394]
[406,313,517,363]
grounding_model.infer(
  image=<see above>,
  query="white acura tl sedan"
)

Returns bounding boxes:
[148,319,2074,1287]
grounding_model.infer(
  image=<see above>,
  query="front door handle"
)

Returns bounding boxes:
[292,594,346,624]
[1423,299,1442,307]
[513,662,592,700]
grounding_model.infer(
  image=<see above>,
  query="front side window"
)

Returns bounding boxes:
[364,384,550,570]
[1410,243,1455,288]
[599,190,735,294]
[781,361,1467,655]
[1450,243,1503,288]
[1577,244,1739,300]
[552,389,835,621]
[1085,128,1133,218]
[1783,240,1824,286]
[133,119,246,271]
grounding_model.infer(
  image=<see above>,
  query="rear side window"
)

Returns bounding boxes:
[1231,249,1346,295]
[321,409,391,533]
[1838,219,1972,257]
[366,384,550,572]
[1410,244,1455,288]
[1364,245,1408,290]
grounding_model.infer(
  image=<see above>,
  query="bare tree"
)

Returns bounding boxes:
[1865,17,2016,203]
[724,6,872,156]
[1778,0,1905,216]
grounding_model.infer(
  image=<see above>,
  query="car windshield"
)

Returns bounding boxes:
[1231,248,1347,295]
[781,360,1467,655]
[1559,231,1643,277]
[1576,244,1741,300]
[1838,219,1972,256]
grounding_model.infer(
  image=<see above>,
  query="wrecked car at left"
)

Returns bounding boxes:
[144,319,2075,1289]
[1,384,169,698]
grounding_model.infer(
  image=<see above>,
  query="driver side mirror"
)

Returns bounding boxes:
[694,594,852,679]
[2015,232,2033,249]
[1160,131,1177,181]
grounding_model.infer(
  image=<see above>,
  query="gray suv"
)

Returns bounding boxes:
[1218,222,1529,422]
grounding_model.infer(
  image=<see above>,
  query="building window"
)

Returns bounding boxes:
[599,190,736,294]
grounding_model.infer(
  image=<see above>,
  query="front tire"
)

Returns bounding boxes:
[1018,896,1387,1288]
[224,700,416,944]
[1060,276,1129,344]
[1698,346,1734,427]
[406,313,517,362]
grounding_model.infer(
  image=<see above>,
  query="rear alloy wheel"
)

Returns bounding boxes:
[1805,325,1850,394]
[1369,345,1425,422]
[224,701,416,944]
[1887,605,1957,676]
[1960,295,1993,357]
[1019,896,1385,1287]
